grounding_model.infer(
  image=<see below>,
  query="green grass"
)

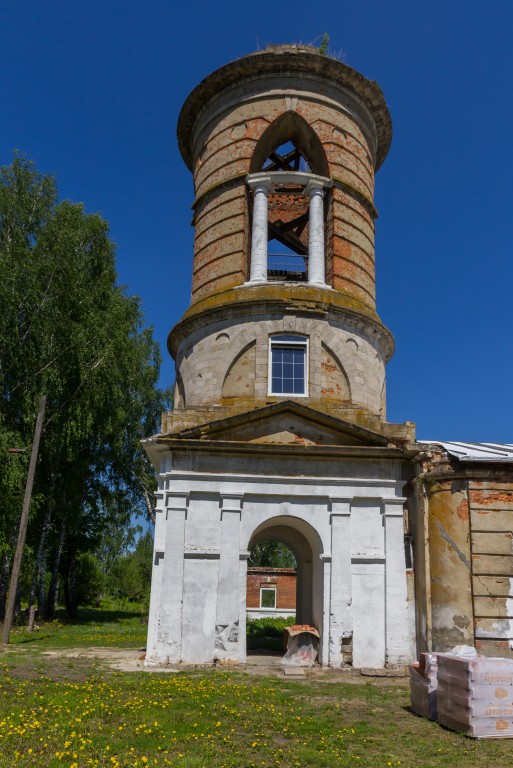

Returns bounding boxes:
[7,606,147,650]
[0,610,512,767]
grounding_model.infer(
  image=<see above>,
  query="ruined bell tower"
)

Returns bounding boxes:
[169,44,394,418]
[144,46,415,669]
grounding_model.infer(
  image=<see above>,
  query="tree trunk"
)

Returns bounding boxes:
[27,500,53,627]
[64,540,78,620]
[0,551,10,621]
[45,520,65,621]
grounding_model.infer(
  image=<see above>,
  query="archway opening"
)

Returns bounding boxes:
[246,539,296,653]
[245,516,324,660]
[248,112,330,284]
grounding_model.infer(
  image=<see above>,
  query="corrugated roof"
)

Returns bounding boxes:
[420,441,513,463]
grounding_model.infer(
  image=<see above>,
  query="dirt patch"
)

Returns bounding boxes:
[4,645,410,685]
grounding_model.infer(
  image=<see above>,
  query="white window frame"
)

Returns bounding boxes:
[268,335,309,397]
[260,587,277,609]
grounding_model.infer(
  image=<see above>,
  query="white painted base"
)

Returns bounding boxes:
[145,452,415,669]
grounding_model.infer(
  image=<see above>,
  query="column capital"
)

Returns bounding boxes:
[304,178,327,196]
[165,491,190,510]
[246,174,274,194]
[330,497,352,516]
[382,498,407,517]
[220,493,243,516]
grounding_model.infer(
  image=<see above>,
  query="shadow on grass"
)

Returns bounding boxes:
[50,607,145,625]
[6,604,148,649]
[14,634,54,645]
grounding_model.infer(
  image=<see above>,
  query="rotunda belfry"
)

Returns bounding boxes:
[170,44,394,420]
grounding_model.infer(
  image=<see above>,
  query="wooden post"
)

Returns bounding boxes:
[2,395,46,645]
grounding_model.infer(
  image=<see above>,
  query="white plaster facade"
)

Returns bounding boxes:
[144,427,413,669]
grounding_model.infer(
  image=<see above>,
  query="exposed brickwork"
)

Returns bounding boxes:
[246,567,297,609]
[179,48,387,308]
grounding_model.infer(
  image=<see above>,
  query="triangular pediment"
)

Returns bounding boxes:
[165,400,390,448]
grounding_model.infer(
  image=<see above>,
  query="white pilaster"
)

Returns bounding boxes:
[239,550,249,664]
[215,494,243,661]
[152,491,189,664]
[247,177,273,283]
[383,499,411,666]
[145,480,165,665]
[306,179,327,286]
[320,554,331,666]
[329,498,352,667]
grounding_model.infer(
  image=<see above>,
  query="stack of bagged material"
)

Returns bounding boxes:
[409,653,439,720]
[437,655,513,738]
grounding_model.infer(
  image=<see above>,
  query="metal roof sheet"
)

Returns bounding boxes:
[420,441,513,463]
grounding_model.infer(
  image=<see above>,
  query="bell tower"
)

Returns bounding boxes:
[170,44,394,421]
[145,46,415,670]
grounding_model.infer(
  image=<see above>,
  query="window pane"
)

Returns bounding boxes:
[261,588,276,608]
[270,340,307,395]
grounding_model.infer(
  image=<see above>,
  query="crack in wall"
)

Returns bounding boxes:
[434,520,471,570]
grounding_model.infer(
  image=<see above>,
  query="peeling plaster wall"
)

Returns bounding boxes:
[469,480,513,657]
[414,452,513,660]
[426,480,473,650]
[144,450,412,669]
[174,311,386,414]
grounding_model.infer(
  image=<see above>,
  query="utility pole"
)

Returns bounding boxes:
[2,395,46,645]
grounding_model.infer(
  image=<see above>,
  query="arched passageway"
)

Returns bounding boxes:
[246,515,324,660]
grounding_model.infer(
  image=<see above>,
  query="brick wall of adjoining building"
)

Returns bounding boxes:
[246,567,297,609]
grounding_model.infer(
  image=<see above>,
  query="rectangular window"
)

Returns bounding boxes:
[269,335,308,396]
[260,587,277,609]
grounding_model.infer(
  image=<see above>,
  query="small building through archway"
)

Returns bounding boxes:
[245,516,324,659]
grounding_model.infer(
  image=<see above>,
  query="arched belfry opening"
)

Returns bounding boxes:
[250,111,329,177]
[247,112,332,286]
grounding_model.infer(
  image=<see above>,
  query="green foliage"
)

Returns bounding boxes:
[246,615,296,651]
[75,552,106,605]
[0,154,166,619]
[319,33,329,55]
[246,615,295,637]
[0,425,27,560]
[110,529,154,607]
[248,540,296,567]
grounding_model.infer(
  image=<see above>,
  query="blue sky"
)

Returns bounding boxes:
[1,1,512,442]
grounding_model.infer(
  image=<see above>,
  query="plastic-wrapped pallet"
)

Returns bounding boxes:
[437,655,513,738]
[409,653,440,720]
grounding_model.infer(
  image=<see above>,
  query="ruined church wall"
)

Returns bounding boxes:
[145,450,411,669]
[414,457,513,659]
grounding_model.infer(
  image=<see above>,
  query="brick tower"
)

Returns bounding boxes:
[170,44,394,418]
[144,46,415,669]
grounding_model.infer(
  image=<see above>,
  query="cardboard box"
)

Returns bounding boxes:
[409,664,437,720]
